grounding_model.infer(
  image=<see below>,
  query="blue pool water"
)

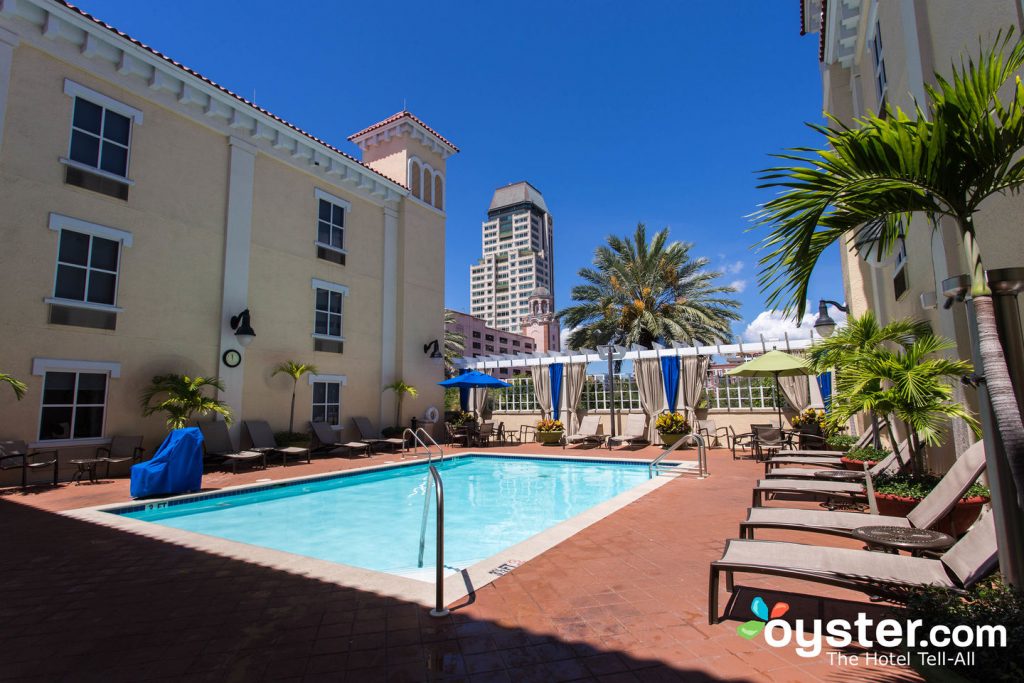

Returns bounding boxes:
[113,455,654,576]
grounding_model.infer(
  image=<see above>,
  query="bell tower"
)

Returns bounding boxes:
[522,287,561,352]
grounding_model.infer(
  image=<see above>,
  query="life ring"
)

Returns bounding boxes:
[424,406,440,422]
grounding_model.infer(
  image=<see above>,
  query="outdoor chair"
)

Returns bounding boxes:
[606,414,647,449]
[696,419,734,449]
[709,508,998,624]
[472,422,495,447]
[763,434,904,479]
[352,417,406,452]
[563,414,606,449]
[764,430,873,463]
[310,421,369,457]
[444,421,470,447]
[752,425,786,461]
[740,440,987,541]
[731,423,773,460]
[244,420,310,466]
[198,421,265,473]
[0,440,59,489]
[96,435,145,478]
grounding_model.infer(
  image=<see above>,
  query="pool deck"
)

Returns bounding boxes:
[1,443,920,682]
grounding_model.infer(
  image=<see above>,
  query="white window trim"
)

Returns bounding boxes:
[43,297,124,313]
[314,187,351,210]
[313,240,348,256]
[308,373,348,386]
[49,213,134,247]
[58,157,137,186]
[64,79,144,124]
[32,358,121,378]
[312,333,347,342]
[311,279,349,296]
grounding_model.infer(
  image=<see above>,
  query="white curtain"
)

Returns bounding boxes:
[564,364,587,434]
[779,375,811,412]
[679,355,710,424]
[634,358,664,443]
[531,365,552,419]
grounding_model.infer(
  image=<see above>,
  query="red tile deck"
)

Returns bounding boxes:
[1,444,922,681]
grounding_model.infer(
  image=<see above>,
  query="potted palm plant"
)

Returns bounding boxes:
[382,380,418,438]
[874,473,991,536]
[655,411,691,447]
[535,419,564,444]
[840,445,890,471]
[272,360,317,447]
[140,374,232,429]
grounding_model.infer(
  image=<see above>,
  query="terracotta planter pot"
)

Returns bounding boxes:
[535,431,563,445]
[874,493,991,536]
[659,432,690,447]
[841,456,877,471]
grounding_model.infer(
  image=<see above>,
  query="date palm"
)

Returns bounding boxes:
[1,372,27,400]
[559,224,740,349]
[443,309,465,376]
[272,361,318,434]
[753,31,1024,580]
[141,374,232,430]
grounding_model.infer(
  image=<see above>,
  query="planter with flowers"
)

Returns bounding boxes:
[535,419,564,445]
[841,445,889,471]
[873,474,991,536]
[655,412,692,447]
[790,408,829,448]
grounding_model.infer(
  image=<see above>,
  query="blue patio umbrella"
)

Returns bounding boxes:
[439,370,512,412]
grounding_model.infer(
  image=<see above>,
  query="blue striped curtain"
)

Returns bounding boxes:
[660,356,680,412]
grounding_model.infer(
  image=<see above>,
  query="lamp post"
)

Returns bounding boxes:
[597,344,627,438]
[812,299,849,338]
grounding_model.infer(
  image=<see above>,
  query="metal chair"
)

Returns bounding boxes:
[0,440,60,488]
[96,435,145,478]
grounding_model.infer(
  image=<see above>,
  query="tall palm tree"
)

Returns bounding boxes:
[559,224,740,349]
[753,31,1024,579]
[807,312,933,447]
[272,361,318,434]
[443,309,465,377]
[1,372,27,400]
[140,374,232,430]
[383,380,418,429]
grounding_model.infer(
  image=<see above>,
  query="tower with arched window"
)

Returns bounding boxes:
[521,286,561,352]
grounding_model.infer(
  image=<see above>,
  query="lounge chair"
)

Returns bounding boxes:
[0,440,59,488]
[742,440,987,540]
[563,414,606,449]
[765,431,873,462]
[96,435,145,478]
[198,421,265,473]
[696,419,734,449]
[352,417,406,452]
[310,421,369,457]
[709,508,997,624]
[244,420,310,466]
[605,413,646,449]
[751,440,911,507]
[763,438,908,480]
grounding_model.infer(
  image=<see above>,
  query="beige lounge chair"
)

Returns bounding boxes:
[563,414,606,449]
[696,419,734,449]
[244,420,310,466]
[96,435,145,478]
[742,440,987,539]
[352,417,406,452]
[606,413,646,449]
[0,440,59,488]
[709,508,997,624]
[199,421,265,472]
[310,421,369,457]
[765,430,873,462]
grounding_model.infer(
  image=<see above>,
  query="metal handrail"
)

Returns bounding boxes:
[427,464,448,617]
[649,432,707,479]
[416,428,444,463]
[402,428,443,463]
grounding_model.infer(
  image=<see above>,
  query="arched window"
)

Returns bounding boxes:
[423,169,433,205]
[410,161,421,198]
[433,174,444,210]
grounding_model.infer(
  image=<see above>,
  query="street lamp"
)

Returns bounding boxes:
[597,344,628,438]
[813,299,849,337]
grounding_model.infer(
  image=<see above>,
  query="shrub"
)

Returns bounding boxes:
[844,446,891,462]
[655,412,691,435]
[275,431,310,447]
[874,472,990,501]
[826,434,858,451]
[447,411,477,428]
[536,419,564,432]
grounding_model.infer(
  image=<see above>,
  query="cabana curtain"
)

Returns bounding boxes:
[531,365,553,419]
[660,356,680,412]
[564,363,587,434]
[549,363,564,421]
[679,355,710,424]
[635,358,665,443]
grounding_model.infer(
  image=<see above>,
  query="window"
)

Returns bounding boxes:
[433,174,444,210]
[472,342,481,349]
[311,381,341,426]
[893,236,909,299]
[62,81,142,199]
[32,358,120,441]
[53,229,119,306]
[486,344,494,352]
[871,22,888,113]
[485,334,494,341]
[311,279,347,352]
[314,189,349,264]
[410,161,421,198]
[472,331,481,338]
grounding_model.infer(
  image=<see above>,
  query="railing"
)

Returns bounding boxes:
[402,428,444,463]
[649,432,708,479]
[420,464,448,618]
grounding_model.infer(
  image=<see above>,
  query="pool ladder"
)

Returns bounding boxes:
[649,432,708,479]
[402,427,445,464]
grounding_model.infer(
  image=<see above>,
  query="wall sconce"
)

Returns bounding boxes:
[423,339,442,359]
[812,299,849,337]
[230,309,256,347]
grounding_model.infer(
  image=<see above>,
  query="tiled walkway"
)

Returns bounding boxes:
[1,444,921,682]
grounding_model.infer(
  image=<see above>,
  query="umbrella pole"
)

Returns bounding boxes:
[775,373,784,430]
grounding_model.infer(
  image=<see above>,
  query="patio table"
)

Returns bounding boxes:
[69,458,103,484]
[852,525,955,557]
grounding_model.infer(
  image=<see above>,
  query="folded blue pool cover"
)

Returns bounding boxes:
[130,427,203,498]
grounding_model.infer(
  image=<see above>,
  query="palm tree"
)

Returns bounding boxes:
[1,372,27,400]
[272,361,319,434]
[831,333,979,473]
[383,380,418,429]
[559,224,741,349]
[753,31,1024,581]
[443,309,465,377]
[807,312,932,447]
[140,374,232,430]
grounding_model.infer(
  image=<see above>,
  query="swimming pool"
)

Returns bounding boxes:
[110,455,658,577]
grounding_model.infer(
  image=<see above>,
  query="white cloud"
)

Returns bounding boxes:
[725,260,745,275]
[560,325,579,350]
[741,306,847,343]
[728,279,747,293]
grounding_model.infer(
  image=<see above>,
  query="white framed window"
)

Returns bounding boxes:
[310,374,346,426]
[62,80,142,181]
[46,213,132,311]
[314,188,349,254]
[31,359,120,443]
[311,279,347,340]
[871,22,888,111]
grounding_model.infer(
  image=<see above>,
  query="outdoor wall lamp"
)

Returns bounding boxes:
[230,309,256,347]
[423,339,442,359]
[941,274,971,310]
[813,300,849,337]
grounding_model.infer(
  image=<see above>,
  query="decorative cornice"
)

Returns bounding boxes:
[0,0,409,205]
[349,111,459,160]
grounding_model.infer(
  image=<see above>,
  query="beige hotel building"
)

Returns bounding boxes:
[0,0,456,482]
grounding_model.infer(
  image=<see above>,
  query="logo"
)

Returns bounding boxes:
[736,596,789,640]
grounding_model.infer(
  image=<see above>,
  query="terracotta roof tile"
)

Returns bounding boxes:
[57,1,408,190]
[348,110,460,152]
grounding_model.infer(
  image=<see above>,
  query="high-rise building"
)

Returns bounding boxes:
[469,182,556,341]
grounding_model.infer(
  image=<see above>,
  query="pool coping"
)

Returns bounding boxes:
[63,452,700,608]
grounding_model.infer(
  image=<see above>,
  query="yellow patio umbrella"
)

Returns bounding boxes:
[726,350,814,429]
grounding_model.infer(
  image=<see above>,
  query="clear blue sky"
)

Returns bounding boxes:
[77,0,844,342]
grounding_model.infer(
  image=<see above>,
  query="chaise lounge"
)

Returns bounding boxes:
[198,421,266,473]
[564,414,608,449]
[605,413,647,450]
[244,420,310,466]
[352,417,406,452]
[310,421,370,457]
